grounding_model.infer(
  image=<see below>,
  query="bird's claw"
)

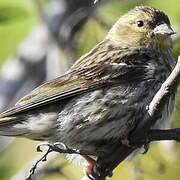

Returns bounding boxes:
[87,163,113,180]
[142,143,150,154]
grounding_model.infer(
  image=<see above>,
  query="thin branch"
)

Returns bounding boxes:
[148,129,180,142]
[11,153,57,180]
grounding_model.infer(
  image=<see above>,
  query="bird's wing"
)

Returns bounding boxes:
[0,71,93,118]
[0,52,147,119]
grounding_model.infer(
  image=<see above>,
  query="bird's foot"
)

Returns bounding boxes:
[83,155,97,180]
[83,155,113,180]
[142,143,150,154]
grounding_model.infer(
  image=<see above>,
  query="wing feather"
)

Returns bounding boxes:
[0,46,148,119]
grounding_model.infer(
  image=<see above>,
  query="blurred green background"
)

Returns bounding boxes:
[0,0,180,180]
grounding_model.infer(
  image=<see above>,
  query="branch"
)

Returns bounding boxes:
[148,129,180,142]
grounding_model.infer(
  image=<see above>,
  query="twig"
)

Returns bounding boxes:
[11,153,57,180]
[26,142,100,180]
[148,128,180,142]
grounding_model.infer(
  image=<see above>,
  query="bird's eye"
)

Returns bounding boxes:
[137,20,144,27]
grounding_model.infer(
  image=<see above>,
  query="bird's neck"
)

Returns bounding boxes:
[148,35,173,53]
[106,35,173,55]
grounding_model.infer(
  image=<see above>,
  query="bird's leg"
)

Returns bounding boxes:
[43,143,106,179]
[142,142,150,154]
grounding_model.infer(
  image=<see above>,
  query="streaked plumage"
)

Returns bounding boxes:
[0,6,176,178]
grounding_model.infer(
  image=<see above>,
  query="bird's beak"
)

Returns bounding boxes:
[153,23,176,36]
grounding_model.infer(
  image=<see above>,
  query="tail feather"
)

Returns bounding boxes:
[0,116,27,136]
[0,116,17,125]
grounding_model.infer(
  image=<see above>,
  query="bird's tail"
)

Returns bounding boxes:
[0,116,26,136]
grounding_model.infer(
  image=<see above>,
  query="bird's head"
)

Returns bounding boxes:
[107,6,175,50]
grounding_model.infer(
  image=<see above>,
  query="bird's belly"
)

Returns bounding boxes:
[57,77,176,152]
[0,112,59,141]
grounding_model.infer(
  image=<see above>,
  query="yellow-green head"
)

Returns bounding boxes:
[107,6,175,50]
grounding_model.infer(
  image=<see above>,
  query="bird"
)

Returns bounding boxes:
[0,6,176,179]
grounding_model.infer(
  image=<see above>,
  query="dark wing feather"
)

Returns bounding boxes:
[0,43,148,119]
[0,71,95,118]
[0,63,145,119]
